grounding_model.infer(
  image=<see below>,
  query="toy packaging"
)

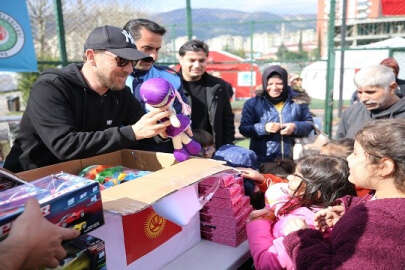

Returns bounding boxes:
[199,171,252,247]
[0,172,104,241]
[0,168,30,192]
[45,234,106,270]
[16,150,231,270]
[78,165,151,190]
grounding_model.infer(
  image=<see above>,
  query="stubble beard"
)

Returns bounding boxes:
[96,69,127,91]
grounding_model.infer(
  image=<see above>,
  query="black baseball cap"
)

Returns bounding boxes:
[84,25,153,61]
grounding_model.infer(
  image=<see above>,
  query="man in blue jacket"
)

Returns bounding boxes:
[123,19,188,153]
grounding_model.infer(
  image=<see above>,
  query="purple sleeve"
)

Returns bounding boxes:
[283,229,335,270]
[246,219,283,270]
[338,195,366,210]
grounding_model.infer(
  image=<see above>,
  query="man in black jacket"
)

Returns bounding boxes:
[4,25,171,172]
[178,40,235,149]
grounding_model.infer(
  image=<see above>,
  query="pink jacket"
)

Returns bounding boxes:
[247,183,320,270]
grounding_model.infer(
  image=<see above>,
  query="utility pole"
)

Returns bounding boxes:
[186,0,192,40]
[324,0,336,137]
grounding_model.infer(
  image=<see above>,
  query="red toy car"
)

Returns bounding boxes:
[57,210,85,228]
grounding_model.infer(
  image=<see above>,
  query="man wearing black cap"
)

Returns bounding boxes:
[4,25,171,172]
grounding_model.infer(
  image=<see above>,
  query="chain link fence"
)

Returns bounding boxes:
[26,0,321,89]
[22,0,405,133]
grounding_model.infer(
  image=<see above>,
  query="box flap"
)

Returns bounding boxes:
[17,160,82,181]
[100,158,230,215]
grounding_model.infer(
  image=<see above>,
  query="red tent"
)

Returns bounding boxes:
[205,51,262,99]
[175,50,262,99]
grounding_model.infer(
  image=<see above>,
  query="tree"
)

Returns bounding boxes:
[223,45,246,58]
[276,43,288,60]
[27,0,53,58]
[276,43,308,61]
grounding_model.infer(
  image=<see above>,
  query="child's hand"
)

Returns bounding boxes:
[247,208,275,222]
[314,205,345,232]
[237,167,265,184]
[283,217,307,235]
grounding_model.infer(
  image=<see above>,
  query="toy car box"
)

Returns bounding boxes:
[17,149,230,270]
[0,172,104,241]
[46,234,106,270]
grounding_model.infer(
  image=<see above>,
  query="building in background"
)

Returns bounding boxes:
[317,0,405,57]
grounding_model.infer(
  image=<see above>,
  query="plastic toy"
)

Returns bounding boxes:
[140,78,201,162]
[79,165,151,190]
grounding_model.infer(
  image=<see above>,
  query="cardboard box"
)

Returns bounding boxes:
[0,172,104,240]
[17,150,230,270]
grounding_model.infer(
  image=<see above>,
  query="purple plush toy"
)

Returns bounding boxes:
[140,78,201,162]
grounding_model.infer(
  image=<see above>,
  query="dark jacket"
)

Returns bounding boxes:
[239,66,313,162]
[181,72,235,149]
[284,196,405,270]
[4,64,144,172]
[336,98,405,139]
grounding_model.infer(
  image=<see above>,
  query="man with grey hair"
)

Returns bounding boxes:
[336,64,405,138]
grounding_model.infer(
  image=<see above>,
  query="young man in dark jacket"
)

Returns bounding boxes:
[4,25,171,172]
[178,40,235,150]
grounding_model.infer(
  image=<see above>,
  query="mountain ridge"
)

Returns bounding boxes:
[150,8,316,40]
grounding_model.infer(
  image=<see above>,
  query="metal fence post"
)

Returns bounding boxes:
[186,0,192,40]
[324,0,336,137]
[54,0,68,66]
[250,20,255,96]
[338,0,348,118]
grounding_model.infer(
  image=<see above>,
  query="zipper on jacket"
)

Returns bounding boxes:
[82,88,87,130]
[279,110,284,160]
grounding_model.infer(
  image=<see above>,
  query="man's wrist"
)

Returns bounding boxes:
[131,125,141,140]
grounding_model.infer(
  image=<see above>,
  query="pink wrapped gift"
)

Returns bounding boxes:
[204,193,243,209]
[200,195,250,217]
[201,228,247,247]
[199,171,238,188]
[200,204,252,224]
[199,183,242,199]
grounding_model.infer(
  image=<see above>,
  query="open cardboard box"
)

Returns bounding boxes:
[17,149,230,270]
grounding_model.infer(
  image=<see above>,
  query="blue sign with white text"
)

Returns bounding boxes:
[0,1,37,72]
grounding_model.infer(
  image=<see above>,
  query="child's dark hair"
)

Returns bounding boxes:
[279,155,356,215]
[259,158,295,177]
[321,138,354,159]
[192,129,214,147]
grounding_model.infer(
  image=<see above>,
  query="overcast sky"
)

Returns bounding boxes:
[142,0,318,14]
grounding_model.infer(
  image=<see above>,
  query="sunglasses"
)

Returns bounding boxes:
[98,50,137,68]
